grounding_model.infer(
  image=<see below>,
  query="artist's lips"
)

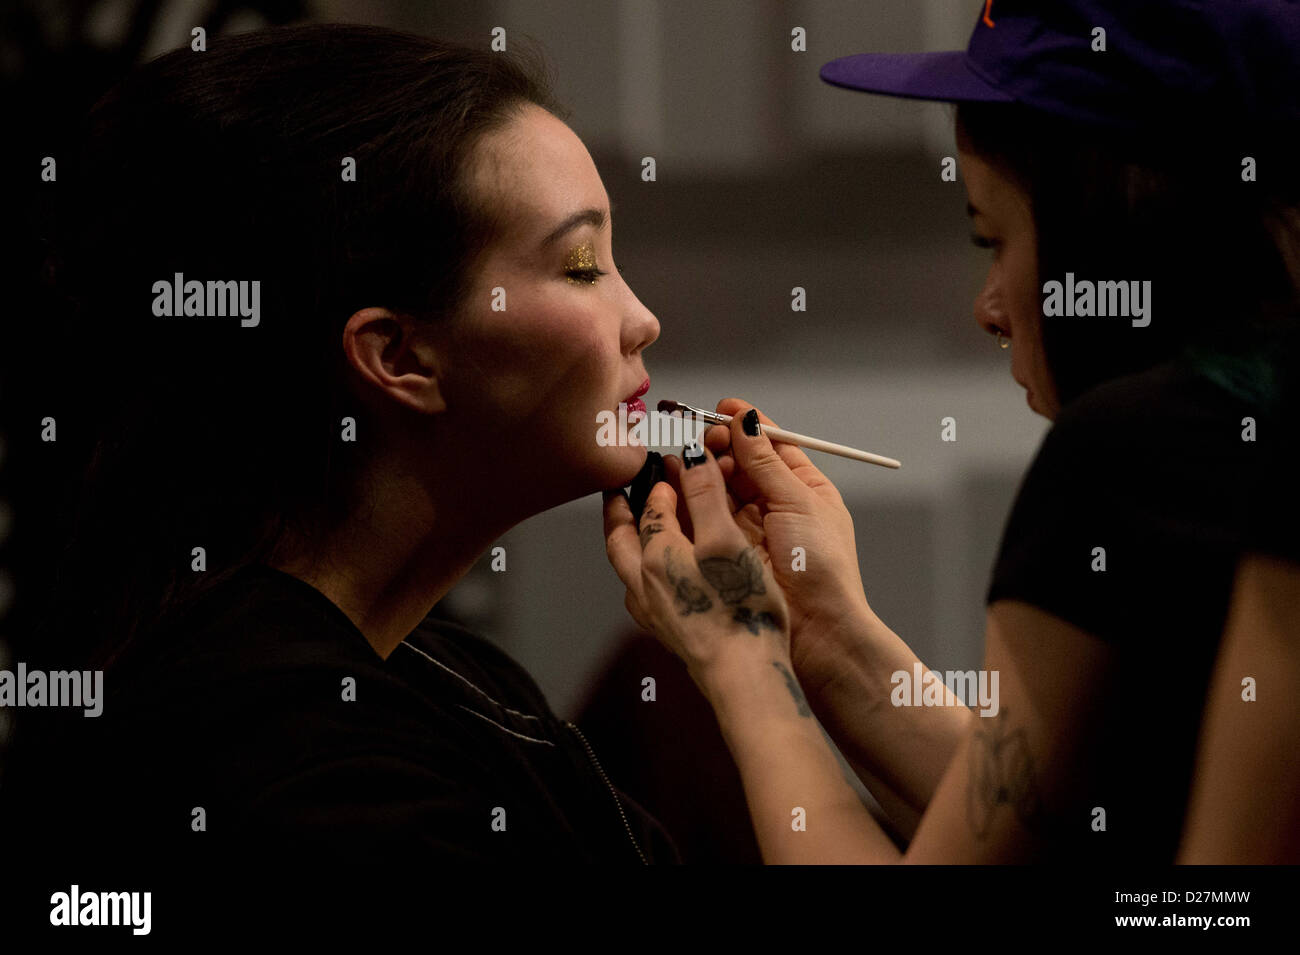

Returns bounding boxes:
[620,377,650,415]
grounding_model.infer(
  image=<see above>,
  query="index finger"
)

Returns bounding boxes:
[716,397,838,494]
[602,489,643,591]
[637,481,683,567]
[666,451,741,517]
[714,397,818,473]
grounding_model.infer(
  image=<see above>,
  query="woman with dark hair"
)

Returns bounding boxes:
[603,0,1300,863]
[4,22,682,879]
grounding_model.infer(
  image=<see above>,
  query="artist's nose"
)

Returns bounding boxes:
[974,272,1009,341]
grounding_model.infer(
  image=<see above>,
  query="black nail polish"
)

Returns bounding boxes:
[742,408,760,437]
[683,440,706,469]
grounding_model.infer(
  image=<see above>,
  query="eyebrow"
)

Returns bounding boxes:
[540,203,613,249]
[966,202,982,218]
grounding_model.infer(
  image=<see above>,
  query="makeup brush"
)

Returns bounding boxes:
[658,399,901,469]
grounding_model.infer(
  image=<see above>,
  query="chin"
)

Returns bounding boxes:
[573,443,645,495]
[523,445,647,516]
[1026,389,1051,420]
[1016,379,1050,418]
[604,442,649,488]
[586,404,652,485]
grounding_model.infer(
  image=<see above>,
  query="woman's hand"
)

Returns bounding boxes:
[606,437,900,865]
[603,440,792,689]
[687,399,874,693]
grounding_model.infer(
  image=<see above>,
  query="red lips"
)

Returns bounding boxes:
[620,377,650,415]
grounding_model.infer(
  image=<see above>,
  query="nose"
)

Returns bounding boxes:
[974,271,1008,340]
[623,292,660,356]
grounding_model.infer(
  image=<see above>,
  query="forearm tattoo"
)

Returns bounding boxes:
[663,546,713,616]
[698,547,766,605]
[967,708,1045,839]
[772,661,812,717]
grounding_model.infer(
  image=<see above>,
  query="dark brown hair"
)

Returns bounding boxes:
[956,101,1300,409]
[33,23,566,670]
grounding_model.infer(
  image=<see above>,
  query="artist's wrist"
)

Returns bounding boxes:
[705,668,817,761]
[694,645,796,713]
[790,587,879,696]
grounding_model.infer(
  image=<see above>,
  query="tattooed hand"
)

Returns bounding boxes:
[603,441,792,683]
[690,400,877,697]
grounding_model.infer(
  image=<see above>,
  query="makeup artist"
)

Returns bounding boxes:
[604,0,1300,863]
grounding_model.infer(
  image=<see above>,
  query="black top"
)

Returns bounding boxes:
[1248,438,1300,563]
[985,355,1267,862]
[1243,344,1300,565]
[2,564,681,887]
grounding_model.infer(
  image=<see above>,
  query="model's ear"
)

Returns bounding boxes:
[341,307,447,415]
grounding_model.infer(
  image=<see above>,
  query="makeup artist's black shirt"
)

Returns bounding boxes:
[984,354,1274,863]
[6,564,680,887]
[1243,343,1300,567]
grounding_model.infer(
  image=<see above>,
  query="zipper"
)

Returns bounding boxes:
[564,719,648,865]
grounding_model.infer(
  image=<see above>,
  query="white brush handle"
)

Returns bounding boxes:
[704,411,901,469]
[763,424,901,468]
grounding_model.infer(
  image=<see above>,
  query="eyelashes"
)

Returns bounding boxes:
[563,242,625,285]
[970,232,1001,252]
[565,267,609,285]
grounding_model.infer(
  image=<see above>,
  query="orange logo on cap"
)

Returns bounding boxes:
[983,0,995,27]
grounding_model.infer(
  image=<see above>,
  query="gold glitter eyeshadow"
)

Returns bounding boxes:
[564,243,599,283]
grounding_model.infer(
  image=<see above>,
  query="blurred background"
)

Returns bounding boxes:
[2,0,1049,860]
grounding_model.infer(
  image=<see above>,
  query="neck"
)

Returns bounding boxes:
[270,455,519,660]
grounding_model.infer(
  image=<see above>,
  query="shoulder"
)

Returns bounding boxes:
[103,565,400,726]
[97,587,541,814]
[397,607,557,719]
[988,358,1262,640]
[122,564,373,670]
[1241,332,1300,563]
[1021,357,1260,512]
[124,572,572,778]
[1043,358,1254,459]
[116,567,560,730]
[29,571,586,866]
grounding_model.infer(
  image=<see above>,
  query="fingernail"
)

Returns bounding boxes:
[742,408,760,437]
[683,439,706,469]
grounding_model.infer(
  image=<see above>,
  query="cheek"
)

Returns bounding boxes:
[1001,245,1058,396]
[525,310,638,484]
[543,316,620,419]
[1001,245,1039,329]
[478,304,622,441]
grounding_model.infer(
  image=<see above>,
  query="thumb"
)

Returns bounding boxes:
[728,406,810,507]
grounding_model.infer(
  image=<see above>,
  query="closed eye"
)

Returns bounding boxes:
[565,268,609,284]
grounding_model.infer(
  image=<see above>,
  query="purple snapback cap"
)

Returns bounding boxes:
[819,0,1300,134]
